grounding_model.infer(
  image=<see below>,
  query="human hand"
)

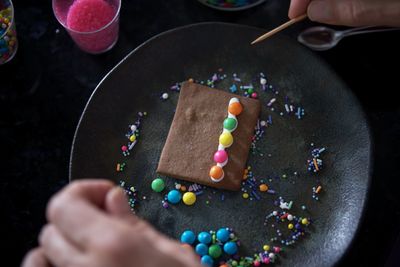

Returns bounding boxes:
[289,0,400,27]
[22,180,201,267]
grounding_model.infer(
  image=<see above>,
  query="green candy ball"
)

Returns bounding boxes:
[208,244,222,259]
[151,178,165,192]
[223,117,237,131]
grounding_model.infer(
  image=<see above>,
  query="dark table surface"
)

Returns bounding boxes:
[1,1,400,266]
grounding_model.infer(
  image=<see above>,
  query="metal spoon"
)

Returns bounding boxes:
[297,26,400,51]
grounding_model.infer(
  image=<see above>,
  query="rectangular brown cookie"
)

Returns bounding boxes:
[157,81,261,191]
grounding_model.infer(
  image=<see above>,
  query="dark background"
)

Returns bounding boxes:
[1,0,400,266]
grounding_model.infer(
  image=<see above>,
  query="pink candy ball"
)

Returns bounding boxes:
[213,150,228,163]
[251,92,258,99]
[273,246,281,253]
[253,261,261,267]
[121,145,128,152]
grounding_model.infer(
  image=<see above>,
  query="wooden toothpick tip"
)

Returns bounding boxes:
[251,14,308,45]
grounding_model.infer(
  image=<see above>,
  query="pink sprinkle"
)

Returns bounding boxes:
[67,0,116,32]
[273,246,281,253]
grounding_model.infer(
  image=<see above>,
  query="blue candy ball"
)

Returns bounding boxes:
[200,255,214,266]
[216,228,230,243]
[180,230,196,244]
[195,243,208,256]
[167,190,182,204]
[198,231,212,244]
[223,241,238,255]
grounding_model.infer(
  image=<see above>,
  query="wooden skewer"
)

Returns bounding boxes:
[251,14,308,45]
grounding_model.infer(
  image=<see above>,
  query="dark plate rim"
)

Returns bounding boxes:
[196,0,266,11]
[69,22,373,266]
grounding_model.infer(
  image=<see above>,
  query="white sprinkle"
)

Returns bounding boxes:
[267,98,276,107]
[260,77,267,85]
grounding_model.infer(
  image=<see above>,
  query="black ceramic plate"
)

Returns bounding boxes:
[70,23,371,266]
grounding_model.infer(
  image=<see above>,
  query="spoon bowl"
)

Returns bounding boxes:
[297,26,340,51]
[298,25,400,51]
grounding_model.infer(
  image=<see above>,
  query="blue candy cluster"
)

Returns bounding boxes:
[180,228,239,266]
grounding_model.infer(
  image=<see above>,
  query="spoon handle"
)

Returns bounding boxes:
[343,27,400,37]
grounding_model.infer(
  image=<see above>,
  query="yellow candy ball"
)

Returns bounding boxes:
[219,132,233,147]
[263,245,270,251]
[242,193,249,199]
[182,192,196,206]
[129,135,136,142]
[301,218,309,225]
[288,223,294,230]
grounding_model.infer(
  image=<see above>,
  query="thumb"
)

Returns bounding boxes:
[105,186,136,219]
[308,0,400,27]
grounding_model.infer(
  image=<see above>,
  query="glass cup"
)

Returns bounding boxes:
[0,0,18,65]
[53,0,121,54]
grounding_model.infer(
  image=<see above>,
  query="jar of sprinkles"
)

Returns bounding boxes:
[198,0,266,11]
[0,0,17,65]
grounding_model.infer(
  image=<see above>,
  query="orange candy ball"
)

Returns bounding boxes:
[209,165,224,179]
[228,102,243,116]
[259,184,269,192]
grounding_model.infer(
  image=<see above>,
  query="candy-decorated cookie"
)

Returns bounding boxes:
[157,82,261,190]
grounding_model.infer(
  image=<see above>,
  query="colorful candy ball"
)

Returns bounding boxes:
[223,241,238,255]
[180,230,196,244]
[198,231,212,244]
[167,189,182,204]
[129,134,136,142]
[182,192,196,206]
[195,243,209,256]
[151,178,165,192]
[259,184,268,192]
[209,165,224,181]
[213,150,228,164]
[228,102,243,116]
[223,117,237,131]
[208,244,222,259]
[219,132,233,147]
[216,228,230,243]
[201,255,214,267]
